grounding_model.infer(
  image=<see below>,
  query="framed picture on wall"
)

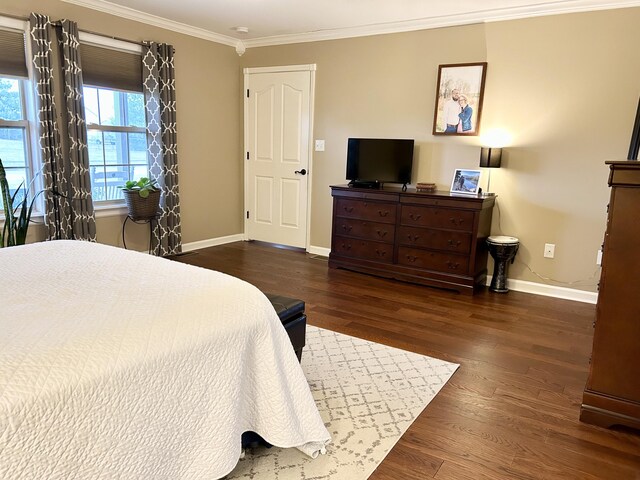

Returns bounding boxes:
[432,62,487,136]
[450,169,481,194]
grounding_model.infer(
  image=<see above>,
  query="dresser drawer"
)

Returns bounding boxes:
[335,219,395,244]
[398,226,471,253]
[336,198,396,224]
[397,246,469,273]
[400,205,474,231]
[333,236,393,263]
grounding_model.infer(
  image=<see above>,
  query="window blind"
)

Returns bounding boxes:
[80,43,142,92]
[0,28,27,78]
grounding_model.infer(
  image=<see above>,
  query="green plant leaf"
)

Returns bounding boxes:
[0,157,42,247]
[0,158,17,247]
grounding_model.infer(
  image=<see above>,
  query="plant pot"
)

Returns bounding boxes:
[123,189,161,220]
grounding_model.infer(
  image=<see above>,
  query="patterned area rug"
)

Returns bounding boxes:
[225,326,459,479]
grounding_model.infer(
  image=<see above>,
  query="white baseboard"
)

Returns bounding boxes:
[307,245,331,257]
[182,234,245,252]
[184,236,329,255]
[486,276,598,304]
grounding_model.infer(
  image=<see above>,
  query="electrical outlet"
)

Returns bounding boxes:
[596,249,603,265]
[314,140,325,152]
[544,243,555,259]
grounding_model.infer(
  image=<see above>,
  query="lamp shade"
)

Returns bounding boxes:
[480,147,502,168]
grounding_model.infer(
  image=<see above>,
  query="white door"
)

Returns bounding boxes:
[244,66,315,249]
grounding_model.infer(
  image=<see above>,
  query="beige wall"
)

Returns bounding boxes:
[2,0,243,251]
[242,8,640,293]
[3,3,639,293]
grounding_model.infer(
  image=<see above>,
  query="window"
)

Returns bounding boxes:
[83,86,148,203]
[79,34,145,206]
[0,76,31,210]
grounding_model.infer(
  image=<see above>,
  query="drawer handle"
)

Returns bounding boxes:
[378,210,389,217]
[343,206,354,213]
[409,212,422,221]
[341,224,353,233]
[341,243,352,251]
[406,255,418,263]
[376,249,387,257]
[446,261,460,270]
[407,234,420,242]
[376,230,387,238]
[447,239,461,248]
[449,217,465,226]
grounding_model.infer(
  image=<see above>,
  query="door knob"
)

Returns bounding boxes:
[294,169,307,175]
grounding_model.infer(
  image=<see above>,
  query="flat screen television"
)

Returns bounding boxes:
[346,138,414,189]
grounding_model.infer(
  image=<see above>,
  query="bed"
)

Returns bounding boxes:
[0,240,330,479]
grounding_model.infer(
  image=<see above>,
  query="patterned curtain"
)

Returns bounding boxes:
[142,42,181,256]
[29,13,96,241]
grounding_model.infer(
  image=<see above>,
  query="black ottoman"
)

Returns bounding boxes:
[242,294,307,449]
[265,293,306,362]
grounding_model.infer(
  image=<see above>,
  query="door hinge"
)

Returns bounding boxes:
[246,210,249,219]
[246,89,249,98]
[246,151,249,160]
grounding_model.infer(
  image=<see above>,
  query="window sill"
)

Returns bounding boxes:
[94,203,128,218]
[0,211,45,223]
[1,204,127,223]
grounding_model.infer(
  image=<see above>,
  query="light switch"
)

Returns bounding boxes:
[315,140,325,152]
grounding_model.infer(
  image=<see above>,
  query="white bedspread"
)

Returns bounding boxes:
[0,240,330,479]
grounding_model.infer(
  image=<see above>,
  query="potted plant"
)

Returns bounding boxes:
[0,157,41,247]
[121,177,161,220]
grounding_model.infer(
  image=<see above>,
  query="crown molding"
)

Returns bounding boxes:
[62,0,640,50]
[243,0,640,48]
[61,0,238,47]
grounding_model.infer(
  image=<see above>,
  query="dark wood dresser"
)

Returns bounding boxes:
[580,161,640,430]
[329,185,495,294]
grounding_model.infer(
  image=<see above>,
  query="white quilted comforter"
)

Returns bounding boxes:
[0,240,330,479]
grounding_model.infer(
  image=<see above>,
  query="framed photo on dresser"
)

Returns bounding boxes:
[450,169,481,194]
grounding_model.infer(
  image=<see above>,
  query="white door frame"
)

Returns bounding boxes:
[243,64,316,251]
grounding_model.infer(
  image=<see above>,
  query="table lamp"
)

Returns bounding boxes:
[479,147,502,195]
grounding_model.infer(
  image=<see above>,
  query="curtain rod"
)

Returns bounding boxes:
[2,12,147,47]
[79,28,145,47]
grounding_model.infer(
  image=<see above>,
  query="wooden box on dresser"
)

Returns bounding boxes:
[329,185,495,295]
[580,161,640,430]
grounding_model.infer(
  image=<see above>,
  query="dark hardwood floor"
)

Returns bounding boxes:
[173,241,640,480]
